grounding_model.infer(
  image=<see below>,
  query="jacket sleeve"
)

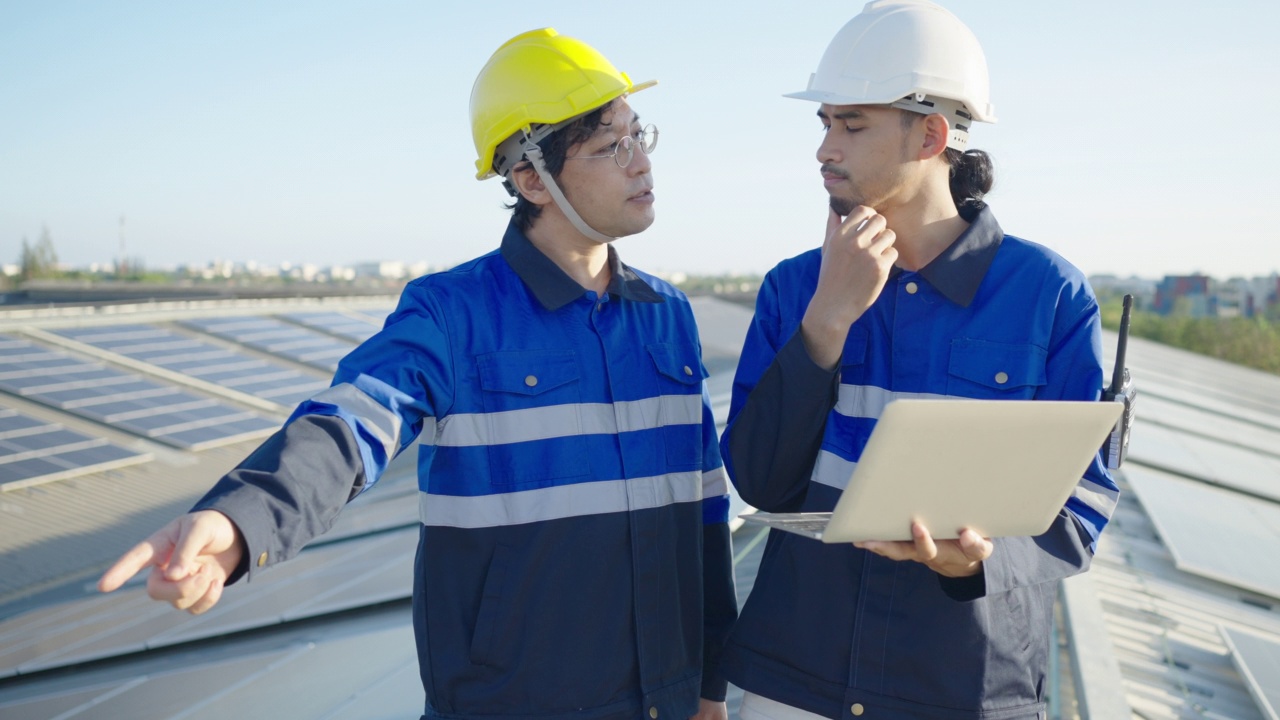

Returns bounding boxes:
[193,282,454,583]
[719,270,840,513]
[698,364,737,700]
[940,284,1115,600]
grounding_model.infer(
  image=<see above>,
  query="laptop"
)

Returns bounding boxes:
[739,399,1123,543]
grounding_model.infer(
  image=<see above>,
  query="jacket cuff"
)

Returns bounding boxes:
[700,674,729,703]
[936,569,987,602]
[777,329,841,391]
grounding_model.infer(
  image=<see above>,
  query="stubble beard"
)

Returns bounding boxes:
[829,195,858,218]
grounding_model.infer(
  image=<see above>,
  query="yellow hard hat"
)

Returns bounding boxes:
[470,28,655,180]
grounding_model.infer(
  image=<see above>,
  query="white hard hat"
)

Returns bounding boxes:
[787,0,996,147]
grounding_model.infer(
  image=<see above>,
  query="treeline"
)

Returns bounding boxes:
[1100,297,1280,376]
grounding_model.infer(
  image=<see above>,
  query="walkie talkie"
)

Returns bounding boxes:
[1102,295,1137,469]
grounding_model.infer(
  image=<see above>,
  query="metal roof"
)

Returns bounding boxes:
[1,295,1279,719]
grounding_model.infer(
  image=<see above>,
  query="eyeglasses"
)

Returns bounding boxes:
[567,124,658,168]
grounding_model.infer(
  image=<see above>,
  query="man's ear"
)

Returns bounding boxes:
[917,113,951,161]
[510,164,553,207]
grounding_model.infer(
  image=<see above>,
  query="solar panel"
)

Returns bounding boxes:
[0,606,421,720]
[0,335,279,450]
[1125,465,1280,600]
[1221,625,1280,720]
[1127,422,1280,503]
[1135,394,1280,459]
[50,324,326,408]
[279,311,382,343]
[180,317,356,372]
[0,406,150,489]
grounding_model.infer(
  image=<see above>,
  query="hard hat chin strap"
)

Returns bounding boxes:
[518,138,616,245]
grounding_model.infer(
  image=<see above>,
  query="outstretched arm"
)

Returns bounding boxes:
[98,281,453,612]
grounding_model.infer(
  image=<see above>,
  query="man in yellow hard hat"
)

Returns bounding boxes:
[719,2,1117,718]
[99,28,735,720]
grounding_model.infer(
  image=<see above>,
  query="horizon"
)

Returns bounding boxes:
[3,1,1278,279]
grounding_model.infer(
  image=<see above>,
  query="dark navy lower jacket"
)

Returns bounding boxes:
[720,206,1117,720]
[194,222,737,719]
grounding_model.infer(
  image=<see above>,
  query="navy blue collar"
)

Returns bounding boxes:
[499,221,664,311]
[893,204,1004,308]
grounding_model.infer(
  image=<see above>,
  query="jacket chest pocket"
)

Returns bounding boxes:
[646,343,706,470]
[477,349,589,485]
[945,339,1047,400]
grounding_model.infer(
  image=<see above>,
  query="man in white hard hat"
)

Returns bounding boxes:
[99,28,735,720]
[719,2,1117,718]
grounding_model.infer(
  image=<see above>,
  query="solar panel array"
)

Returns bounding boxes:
[0,407,148,488]
[349,307,393,326]
[279,311,384,344]
[181,317,357,372]
[0,335,279,449]
[5,300,1279,719]
[50,324,326,409]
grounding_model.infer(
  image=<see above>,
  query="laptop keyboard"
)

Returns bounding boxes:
[776,518,832,533]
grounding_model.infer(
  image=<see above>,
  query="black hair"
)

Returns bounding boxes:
[505,102,614,231]
[945,147,994,213]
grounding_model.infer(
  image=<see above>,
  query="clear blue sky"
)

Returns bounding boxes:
[2,0,1277,279]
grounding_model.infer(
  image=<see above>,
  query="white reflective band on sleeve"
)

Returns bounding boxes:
[418,471,703,528]
[702,465,729,498]
[308,384,404,459]
[810,450,857,491]
[1071,477,1120,519]
[436,394,701,447]
[834,384,948,420]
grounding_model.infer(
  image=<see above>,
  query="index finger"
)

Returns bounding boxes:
[98,539,163,593]
[823,206,841,255]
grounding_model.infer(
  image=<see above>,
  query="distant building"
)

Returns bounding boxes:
[354,261,406,279]
[328,265,356,282]
[1147,273,1280,318]
[1254,273,1280,317]
[1153,274,1212,316]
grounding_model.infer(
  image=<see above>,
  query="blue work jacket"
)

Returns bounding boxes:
[720,205,1116,720]
[197,221,736,720]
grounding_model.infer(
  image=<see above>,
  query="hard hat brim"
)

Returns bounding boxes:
[783,87,996,123]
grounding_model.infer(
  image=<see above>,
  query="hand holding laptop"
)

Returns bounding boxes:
[856,520,993,578]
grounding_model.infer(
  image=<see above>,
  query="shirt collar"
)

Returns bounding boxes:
[499,221,664,311]
[893,204,1004,308]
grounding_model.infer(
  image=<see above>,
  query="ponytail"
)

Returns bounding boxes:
[946,148,994,212]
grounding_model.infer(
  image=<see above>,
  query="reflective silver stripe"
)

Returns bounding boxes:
[834,384,948,420]
[810,450,857,491]
[1071,478,1120,519]
[702,465,729,498]
[418,471,703,528]
[436,394,702,447]
[308,384,403,459]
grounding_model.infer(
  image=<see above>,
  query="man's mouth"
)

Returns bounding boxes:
[821,164,849,187]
